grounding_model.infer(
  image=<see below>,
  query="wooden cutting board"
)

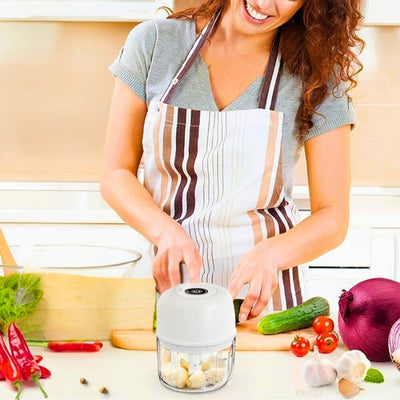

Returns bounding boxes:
[111,318,316,351]
[20,272,156,341]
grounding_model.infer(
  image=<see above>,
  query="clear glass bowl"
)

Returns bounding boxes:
[157,339,235,393]
[1,244,142,278]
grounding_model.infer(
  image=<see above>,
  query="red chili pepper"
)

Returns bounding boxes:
[0,365,51,381]
[34,354,43,364]
[37,365,51,379]
[8,323,48,399]
[47,341,103,352]
[0,334,23,400]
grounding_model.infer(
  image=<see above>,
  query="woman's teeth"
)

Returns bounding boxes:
[245,2,269,21]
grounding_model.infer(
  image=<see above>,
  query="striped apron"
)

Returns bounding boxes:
[142,11,304,310]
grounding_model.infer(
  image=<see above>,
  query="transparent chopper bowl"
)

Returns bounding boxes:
[157,339,235,392]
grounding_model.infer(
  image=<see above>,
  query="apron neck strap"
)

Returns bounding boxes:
[258,30,283,110]
[160,8,223,104]
[161,8,284,110]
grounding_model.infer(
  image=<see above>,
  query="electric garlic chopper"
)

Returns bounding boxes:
[156,283,236,392]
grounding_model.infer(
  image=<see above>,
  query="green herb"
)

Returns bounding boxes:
[364,368,384,383]
[0,273,43,333]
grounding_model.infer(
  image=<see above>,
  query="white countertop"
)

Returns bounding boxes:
[0,341,398,400]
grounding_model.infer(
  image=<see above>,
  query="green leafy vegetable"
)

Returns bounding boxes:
[364,368,384,383]
[0,273,43,333]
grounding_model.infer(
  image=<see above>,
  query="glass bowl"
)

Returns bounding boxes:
[1,244,142,278]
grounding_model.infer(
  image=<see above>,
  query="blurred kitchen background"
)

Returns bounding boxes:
[0,0,399,308]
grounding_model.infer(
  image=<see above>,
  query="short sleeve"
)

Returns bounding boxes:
[304,81,356,141]
[108,20,157,101]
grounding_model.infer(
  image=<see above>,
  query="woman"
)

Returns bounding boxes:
[101,0,364,322]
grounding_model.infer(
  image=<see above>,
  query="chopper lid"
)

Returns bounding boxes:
[156,283,236,347]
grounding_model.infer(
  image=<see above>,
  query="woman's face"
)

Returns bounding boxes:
[227,0,305,35]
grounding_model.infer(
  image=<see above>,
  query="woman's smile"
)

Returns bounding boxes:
[243,1,273,23]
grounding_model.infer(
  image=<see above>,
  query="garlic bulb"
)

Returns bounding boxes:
[302,347,337,387]
[336,350,371,383]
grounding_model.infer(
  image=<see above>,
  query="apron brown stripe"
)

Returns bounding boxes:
[265,111,282,208]
[267,207,286,234]
[278,201,303,305]
[178,109,200,223]
[247,211,264,245]
[172,107,188,220]
[258,209,276,239]
[256,113,279,209]
[291,266,303,305]
[152,106,164,199]
[282,269,294,309]
[259,30,281,109]
[270,59,285,110]
[155,104,173,215]
[272,276,283,310]
[163,106,180,215]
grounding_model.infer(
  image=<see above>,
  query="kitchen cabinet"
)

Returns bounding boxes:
[303,226,400,311]
[0,0,174,21]
[362,0,400,25]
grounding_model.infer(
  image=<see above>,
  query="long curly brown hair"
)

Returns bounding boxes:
[169,0,365,138]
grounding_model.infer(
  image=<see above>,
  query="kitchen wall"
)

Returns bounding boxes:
[0,16,399,186]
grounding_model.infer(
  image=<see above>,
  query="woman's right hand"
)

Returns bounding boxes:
[152,221,202,293]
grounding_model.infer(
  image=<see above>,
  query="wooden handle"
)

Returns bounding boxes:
[0,227,18,275]
[0,227,17,266]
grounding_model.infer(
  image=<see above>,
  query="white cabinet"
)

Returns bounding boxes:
[393,231,400,281]
[302,227,372,310]
[303,225,400,310]
[370,228,399,279]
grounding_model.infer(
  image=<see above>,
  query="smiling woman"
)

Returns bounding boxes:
[241,0,305,26]
[100,0,364,320]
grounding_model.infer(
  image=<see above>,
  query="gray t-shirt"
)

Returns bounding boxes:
[109,18,356,201]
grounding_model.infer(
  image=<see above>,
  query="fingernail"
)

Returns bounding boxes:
[239,313,246,323]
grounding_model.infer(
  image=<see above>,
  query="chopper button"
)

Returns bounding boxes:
[185,288,208,295]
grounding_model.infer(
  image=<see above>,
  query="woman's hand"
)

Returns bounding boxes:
[227,240,279,323]
[153,221,203,293]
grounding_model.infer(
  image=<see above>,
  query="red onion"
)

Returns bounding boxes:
[389,318,400,372]
[338,277,400,362]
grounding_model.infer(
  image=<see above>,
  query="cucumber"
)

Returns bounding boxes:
[257,296,330,335]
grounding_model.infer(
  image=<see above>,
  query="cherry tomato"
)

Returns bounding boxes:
[315,331,339,353]
[312,316,335,335]
[290,335,311,357]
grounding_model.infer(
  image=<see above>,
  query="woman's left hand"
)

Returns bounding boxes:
[227,240,279,323]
